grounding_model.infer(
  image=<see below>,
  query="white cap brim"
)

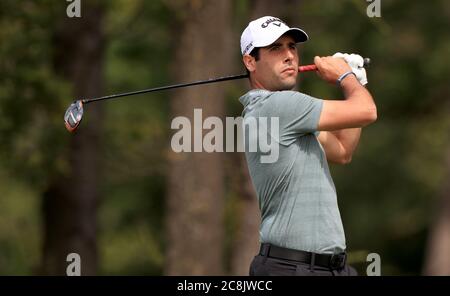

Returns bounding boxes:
[253,27,308,48]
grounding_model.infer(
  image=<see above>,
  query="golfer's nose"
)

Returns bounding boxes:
[284,48,294,63]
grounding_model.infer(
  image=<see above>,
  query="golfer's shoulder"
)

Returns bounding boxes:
[269,90,321,106]
[240,89,321,115]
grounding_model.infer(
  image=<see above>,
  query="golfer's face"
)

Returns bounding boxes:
[257,35,299,91]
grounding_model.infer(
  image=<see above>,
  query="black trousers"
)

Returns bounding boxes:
[249,254,358,276]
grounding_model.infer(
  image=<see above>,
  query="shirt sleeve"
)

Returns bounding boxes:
[264,91,323,145]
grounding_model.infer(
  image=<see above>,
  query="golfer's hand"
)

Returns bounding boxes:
[333,52,368,85]
[314,56,352,85]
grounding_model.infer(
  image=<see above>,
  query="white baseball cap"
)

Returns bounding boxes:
[240,16,309,55]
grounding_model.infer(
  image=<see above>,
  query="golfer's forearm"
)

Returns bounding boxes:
[330,128,362,159]
[340,75,377,124]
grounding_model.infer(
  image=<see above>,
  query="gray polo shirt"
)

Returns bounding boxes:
[239,89,346,254]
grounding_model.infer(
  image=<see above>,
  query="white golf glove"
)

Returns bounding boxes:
[333,52,368,85]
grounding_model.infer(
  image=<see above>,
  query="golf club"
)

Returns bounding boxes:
[64,58,371,132]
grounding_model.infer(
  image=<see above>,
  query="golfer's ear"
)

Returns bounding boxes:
[243,54,256,72]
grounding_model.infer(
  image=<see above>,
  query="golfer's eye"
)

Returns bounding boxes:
[270,45,280,51]
[289,44,297,50]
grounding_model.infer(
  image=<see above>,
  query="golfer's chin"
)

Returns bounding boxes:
[276,77,297,91]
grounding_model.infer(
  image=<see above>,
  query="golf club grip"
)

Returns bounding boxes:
[299,65,317,72]
[299,58,371,72]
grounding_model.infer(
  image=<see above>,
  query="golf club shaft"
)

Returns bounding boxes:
[81,73,249,104]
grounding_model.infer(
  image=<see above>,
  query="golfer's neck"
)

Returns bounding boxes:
[250,76,268,90]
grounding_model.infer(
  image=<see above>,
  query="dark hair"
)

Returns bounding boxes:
[250,47,260,61]
[246,47,260,76]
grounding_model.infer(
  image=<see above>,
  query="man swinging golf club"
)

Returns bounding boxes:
[240,16,377,276]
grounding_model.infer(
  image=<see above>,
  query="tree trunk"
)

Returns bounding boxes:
[423,151,450,275]
[165,0,231,275]
[40,3,105,275]
[228,152,260,275]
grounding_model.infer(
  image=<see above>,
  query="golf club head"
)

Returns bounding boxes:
[64,100,84,132]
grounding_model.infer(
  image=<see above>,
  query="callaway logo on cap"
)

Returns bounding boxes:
[240,16,309,55]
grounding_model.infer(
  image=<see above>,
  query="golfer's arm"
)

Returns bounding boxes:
[316,74,376,164]
[317,75,377,131]
[318,128,361,164]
